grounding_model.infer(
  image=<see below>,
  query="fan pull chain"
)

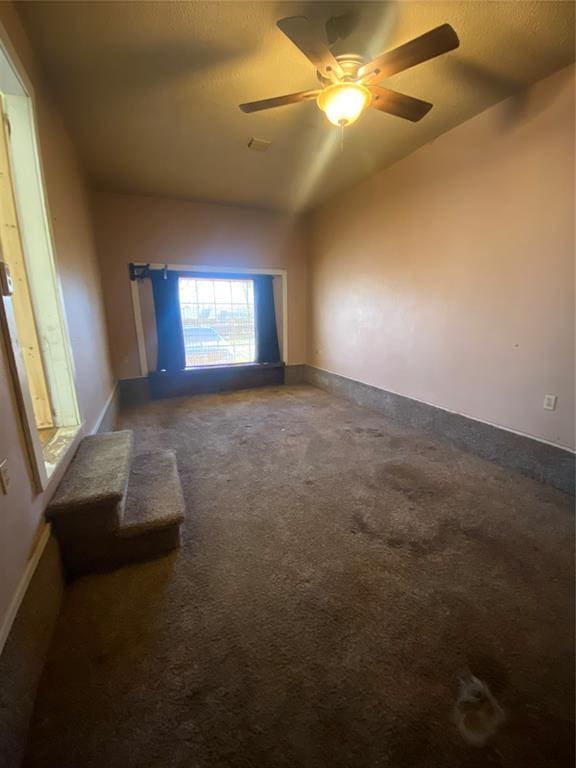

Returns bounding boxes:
[340,122,344,153]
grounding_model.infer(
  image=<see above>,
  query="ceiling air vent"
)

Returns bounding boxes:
[247,137,271,152]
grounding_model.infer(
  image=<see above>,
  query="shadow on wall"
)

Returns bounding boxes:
[447,57,575,132]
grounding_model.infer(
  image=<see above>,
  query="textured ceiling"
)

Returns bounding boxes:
[18,1,576,211]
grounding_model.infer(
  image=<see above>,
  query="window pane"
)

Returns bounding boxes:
[196,279,214,303]
[179,277,256,367]
[213,280,231,303]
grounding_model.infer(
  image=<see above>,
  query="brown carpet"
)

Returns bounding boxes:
[23,385,574,768]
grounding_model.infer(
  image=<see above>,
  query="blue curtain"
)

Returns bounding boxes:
[150,270,185,372]
[254,275,280,364]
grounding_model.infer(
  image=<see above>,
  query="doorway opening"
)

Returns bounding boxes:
[0,44,80,487]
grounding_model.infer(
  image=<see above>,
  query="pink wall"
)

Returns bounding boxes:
[308,65,575,450]
[92,192,308,379]
[0,4,114,629]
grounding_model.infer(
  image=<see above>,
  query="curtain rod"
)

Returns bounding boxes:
[128,262,286,281]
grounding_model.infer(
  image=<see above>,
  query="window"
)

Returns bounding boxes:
[178,277,256,367]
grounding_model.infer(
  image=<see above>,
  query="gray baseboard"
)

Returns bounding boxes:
[284,364,306,385]
[0,535,64,768]
[304,366,575,496]
[119,364,287,406]
[119,377,151,407]
[120,365,305,407]
[97,387,120,433]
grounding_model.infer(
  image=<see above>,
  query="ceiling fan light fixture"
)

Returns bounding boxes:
[316,83,371,127]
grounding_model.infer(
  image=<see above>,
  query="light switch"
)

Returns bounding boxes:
[543,395,557,411]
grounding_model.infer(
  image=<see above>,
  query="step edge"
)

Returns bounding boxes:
[46,493,124,517]
[47,430,134,519]
[118,511,184,539]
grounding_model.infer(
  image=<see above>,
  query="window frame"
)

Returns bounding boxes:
[130,264,288,375]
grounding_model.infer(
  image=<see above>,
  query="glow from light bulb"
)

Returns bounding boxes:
[317,83,371,127]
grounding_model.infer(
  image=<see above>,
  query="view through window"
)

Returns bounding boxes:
[179,277,256,367]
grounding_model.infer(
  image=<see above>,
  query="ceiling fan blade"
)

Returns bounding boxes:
[239,90,319,114]
[369,86,433,122]
[277,16,344,82]
[358,24,459,83]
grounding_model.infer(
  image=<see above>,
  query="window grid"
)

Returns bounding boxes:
[178,277,256,368]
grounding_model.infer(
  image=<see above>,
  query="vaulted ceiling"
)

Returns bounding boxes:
[18,1,575,211]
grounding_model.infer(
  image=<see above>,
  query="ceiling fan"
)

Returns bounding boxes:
[240,17,459,127]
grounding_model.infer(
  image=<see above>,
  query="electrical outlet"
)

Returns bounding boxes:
[0,459,9,494]
[543,395,557,411]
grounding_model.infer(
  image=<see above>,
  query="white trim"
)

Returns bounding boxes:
[310,364,576,454]
[130,281,148,376]
[281,272,289,363]
[0,524,51,656]
[92,383,118,434]
[131,263,289,366]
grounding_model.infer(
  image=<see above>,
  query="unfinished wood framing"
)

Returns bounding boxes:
[0,100,52,427]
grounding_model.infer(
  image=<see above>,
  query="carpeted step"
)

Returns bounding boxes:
[47,430,133,537]
[119,449,185,538]
[105,449,186,567]
[62,449,185,577]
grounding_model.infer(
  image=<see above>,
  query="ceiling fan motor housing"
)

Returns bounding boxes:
[317,54,365,86]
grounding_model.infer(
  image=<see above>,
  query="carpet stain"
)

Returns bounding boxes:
[379,462,451,502]
[464,655,509,696]
[350,426,385,437]
[349,511,381,539]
